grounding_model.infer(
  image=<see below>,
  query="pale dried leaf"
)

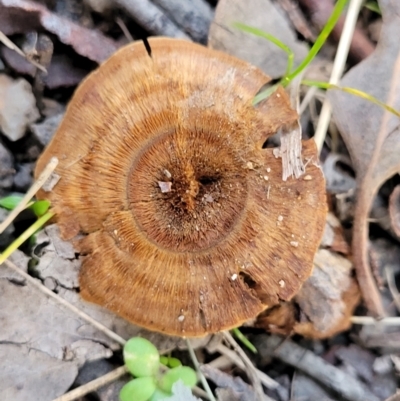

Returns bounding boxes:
[208,0,308,79]
[329,0,400,317]
[0,343,78,401]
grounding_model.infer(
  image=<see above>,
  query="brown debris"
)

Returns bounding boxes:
[35,38,326,337]
[0,0,119,63]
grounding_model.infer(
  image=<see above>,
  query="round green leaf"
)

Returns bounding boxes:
[158,366,197,393]
[124,337,160,377]
[119,377,156,401]
[149,388,171,401]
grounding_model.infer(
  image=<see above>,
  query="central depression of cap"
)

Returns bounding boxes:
[128,129,248,253]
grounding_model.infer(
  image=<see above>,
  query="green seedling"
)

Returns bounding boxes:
[0,194,50,217]
[120,337,197,401]
[232,327,257,354]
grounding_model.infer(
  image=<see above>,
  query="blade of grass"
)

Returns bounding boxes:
[0,211,55,264]
[234,23,294,77]
[303,79,400,118]
[284,0,348,85]
[231,328,257,354]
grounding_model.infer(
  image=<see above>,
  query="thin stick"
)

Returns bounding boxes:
[314,0,364,152]
[214,343,279,389]
[222,331,265,400]
[2,259,126,346]
[351,316,400,325]
[0,157,58,235]
[0,30,47,73]
[52,366,128,401]
[186,339,216,401]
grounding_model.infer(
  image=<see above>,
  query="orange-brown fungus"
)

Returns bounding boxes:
[35,38,327,337]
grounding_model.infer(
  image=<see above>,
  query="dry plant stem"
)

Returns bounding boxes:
[352,55,400,318]
[0,30,47,72]
[256,335,379,401]
[351,316,400,325]
[212,343,279,389]
[186,339,216,401]
[115,17,134,42]
[299,0,374,62]
[0,157,58,235]
[314,0,364,152]
[2,259,127,346]
[222,331,265,401]
[114,0,191,39]
[52,366,128,401]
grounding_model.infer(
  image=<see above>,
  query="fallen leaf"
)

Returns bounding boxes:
[0,0,119,63]
[0,343,79,401]
[208,0,308,79]
[329,0,400,317]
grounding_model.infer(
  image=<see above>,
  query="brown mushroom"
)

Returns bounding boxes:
[35,38,327,337]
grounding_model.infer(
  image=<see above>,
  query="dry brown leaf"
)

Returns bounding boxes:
[329,0,400,317]
[0,0,119,63]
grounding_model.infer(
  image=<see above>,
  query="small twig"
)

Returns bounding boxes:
[114,0,191,39]
[222,331,265,400]
[211,343,279,389]
[1,259,127,346]
[0,30,47,73]
[0,157,58,235]
[351,316,400,326]
[115,17,134,42]
[186,338,216,401]
[52,366,128,401]
[314,0,364,152]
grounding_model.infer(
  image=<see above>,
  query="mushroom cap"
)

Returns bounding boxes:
[35,38,327,337]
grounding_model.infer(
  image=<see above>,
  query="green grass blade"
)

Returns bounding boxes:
[0,211,55,264]
[302,79,400,118]
[234,23,294,77]
[232,328,257,354]
[285,0,348,83]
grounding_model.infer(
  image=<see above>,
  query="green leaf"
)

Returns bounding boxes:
[30,200,51,217]
[124,337,160,378]
[158,367,197,394]
[119,377,156,401]
[0,195,24,210]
